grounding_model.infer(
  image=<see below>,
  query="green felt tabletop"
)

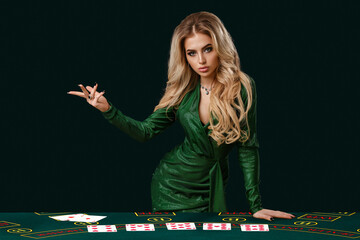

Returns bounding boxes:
[0,212,359,240]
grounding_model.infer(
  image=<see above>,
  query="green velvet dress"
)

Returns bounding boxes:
[102,76,263,214]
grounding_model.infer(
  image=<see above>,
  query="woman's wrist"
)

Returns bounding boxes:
[251,206,263,215]
[101,102,112,113]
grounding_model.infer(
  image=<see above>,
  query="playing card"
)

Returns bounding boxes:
[49,214,85,221]
[240,224,269,231]
[49,214,107,223]
[203,223,231,230]
[125,224,155,231]
[69,215,107,222]
[87,225,117,233]
[166,222,196,230]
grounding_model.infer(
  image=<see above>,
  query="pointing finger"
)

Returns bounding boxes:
[78,84,90,98]
[67,91,86,98]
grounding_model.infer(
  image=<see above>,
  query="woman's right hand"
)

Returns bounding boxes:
[67,83,111,112]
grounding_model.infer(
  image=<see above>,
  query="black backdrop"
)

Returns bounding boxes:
[2,0,359,212]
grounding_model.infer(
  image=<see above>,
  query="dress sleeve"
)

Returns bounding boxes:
[235,76,263,214]
[101,101,177,143]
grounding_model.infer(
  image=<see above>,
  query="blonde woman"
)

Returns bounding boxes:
[68,11,295,221]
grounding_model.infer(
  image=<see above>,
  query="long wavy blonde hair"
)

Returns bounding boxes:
[154,11,254,146]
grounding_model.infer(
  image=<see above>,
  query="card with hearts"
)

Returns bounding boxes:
[240,224,269,231]
[125,224,155,231]
[166,222,196,230]
[49,214,106,223]
[87,225,117,233]
[203,223,231,230]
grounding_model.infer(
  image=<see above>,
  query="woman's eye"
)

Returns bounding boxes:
[187,47,212,56]
[204,47,212,53]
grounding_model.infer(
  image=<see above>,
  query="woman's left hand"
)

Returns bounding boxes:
[252,208,295,221]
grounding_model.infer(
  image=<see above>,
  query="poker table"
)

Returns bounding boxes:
[0,211,359,239]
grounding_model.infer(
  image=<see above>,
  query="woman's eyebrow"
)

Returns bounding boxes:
[186,43,212,52]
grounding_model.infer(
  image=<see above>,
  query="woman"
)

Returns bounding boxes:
[68,11,295,221]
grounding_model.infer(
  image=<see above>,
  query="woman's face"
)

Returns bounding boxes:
[184,32,219,82]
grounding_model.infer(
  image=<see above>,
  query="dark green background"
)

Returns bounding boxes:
[1,0,359,212]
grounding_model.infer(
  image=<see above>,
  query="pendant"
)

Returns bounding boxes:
[201,84,211,95]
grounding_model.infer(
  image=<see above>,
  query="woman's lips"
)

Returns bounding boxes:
[199,67,209,72]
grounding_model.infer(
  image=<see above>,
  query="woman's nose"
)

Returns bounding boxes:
[198,53,206,64]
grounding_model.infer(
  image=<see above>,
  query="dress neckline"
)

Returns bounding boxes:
[196,80,210,128]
